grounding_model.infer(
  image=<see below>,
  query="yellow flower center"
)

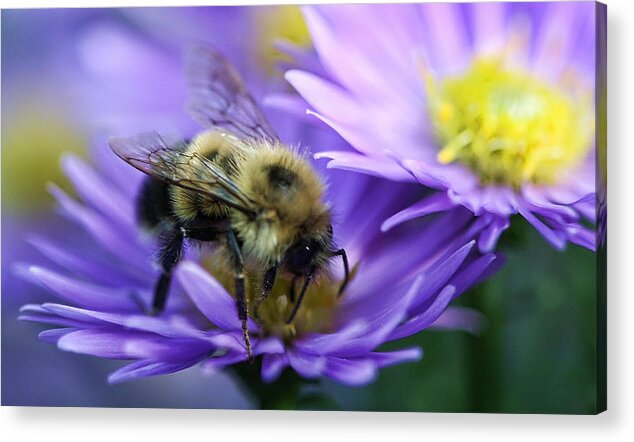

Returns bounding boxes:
[426,58,593,188]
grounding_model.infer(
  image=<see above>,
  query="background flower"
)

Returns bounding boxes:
[284,2,598,253]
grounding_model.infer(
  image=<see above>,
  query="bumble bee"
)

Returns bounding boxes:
[109,46,349,360]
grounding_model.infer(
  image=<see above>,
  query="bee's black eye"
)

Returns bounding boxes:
[284,239,319,275]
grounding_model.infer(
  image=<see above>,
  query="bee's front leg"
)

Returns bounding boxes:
[253,265,277,322]
[149,227,185,315]
[226,229,253,362]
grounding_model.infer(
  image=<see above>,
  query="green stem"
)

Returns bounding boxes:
[465,283,504,412]
[229,361,321,410]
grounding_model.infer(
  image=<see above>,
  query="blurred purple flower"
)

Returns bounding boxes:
[282,3,597,253]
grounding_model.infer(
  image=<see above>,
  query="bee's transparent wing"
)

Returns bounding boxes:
[186,45,280,143]
[109,131,257,216]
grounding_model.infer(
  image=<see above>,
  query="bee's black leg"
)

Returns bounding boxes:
[226,229,252,362]
[332,248,350,297]
[150,227,185,315]
[286,267,315,324]
[253,265,277,321]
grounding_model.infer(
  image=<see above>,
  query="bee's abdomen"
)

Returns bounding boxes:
[137,176,174,231]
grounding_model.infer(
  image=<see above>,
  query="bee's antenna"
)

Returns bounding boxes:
[332,249,350,297]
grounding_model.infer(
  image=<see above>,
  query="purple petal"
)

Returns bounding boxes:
[17,265,138,311]
[388,285,456,341]
[518,205,567,250]
[448,254,497,296]
[61,154,135,228]
[201,351,247,374]
[38,328,76,344]
[470,2,507,54]
[285,70,367,128]
[48,184,149,270]
[254,337,285,356]
[57,328,209,360]
[430,307,486,335]
[315,150,415,182]
[108,358,203,384]
[323,357,377,386]
[176,261,258,332]
[287,349,326,379]
[27,236,151,287]
[478,216,510,253]
[381,192,453,232]
[261,354,289,383]
[294,320,369,355]
[419,3,471,75]
[367,347,423,368]
[407,241,474,312]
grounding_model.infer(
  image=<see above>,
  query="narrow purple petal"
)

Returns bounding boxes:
[176,261,258,332]
[367,347,423,368]
[27,236,151,287]
[388,285,456,341]
[108,358,203,384]
[407,241,474,313]
[261,354,289,383]
[381,192,453,232]
[17,265,138,311]
[61,154,135,227]
[478,216,510,253]
[419,3,471,75]
[57,328,207,360]
[201,351,247,374]
[285,70,367,127]
[48,184,149,270]
[263,93,321,126]
[519,205,567,250]
[287,350,326,379]
[315,150,415,182]
[323,357,377,386]
[294,320,369,355]
[430,307,486,335]
[448,254,497,296]
[253,337,285,356]
[38,328,77,344]
[470,2,507,54]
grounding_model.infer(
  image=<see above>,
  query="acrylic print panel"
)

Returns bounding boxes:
[1,2,606,413]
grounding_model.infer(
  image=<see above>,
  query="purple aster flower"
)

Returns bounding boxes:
[18,125,499,387]
[283,2,598,253]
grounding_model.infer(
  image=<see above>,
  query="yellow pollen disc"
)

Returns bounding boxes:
[426,58,593,188]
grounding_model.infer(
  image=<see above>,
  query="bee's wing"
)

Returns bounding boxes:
[186,45,280,143]
[109,131,258,216]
